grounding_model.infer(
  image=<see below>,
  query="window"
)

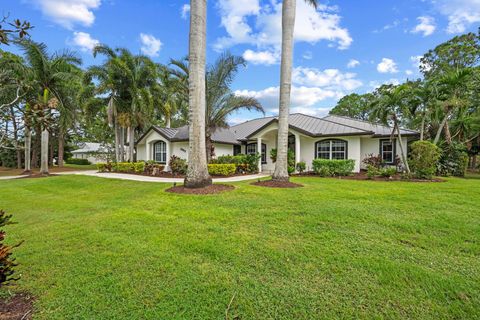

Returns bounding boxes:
[154,141,167,163]
[315,139,347,160]
[380,139,395,164]
[246,143,267,164]
[233,145,242,156]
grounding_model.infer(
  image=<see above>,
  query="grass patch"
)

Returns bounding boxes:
[0,175,479,319]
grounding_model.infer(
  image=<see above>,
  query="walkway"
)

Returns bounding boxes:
[55,170,269,183]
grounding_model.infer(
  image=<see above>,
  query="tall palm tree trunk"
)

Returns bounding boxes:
[40,128,49,175]
[443,121,453,145]
[184,0,211,188]
[434,112,449,145]
[127,126,135,162]
[58,130,65,167]
[114,119,120,162]
[120,127,125,162]
[273,0,296,182]
[394,120,410,174]
[24,127,31,173]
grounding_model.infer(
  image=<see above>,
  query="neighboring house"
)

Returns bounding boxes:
[71,142,111,164]
[135,113,419,173]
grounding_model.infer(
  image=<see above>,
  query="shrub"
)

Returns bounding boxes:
[437,143,469,177]
[144,161,165,176]
[208,164,236,176]
[133,162,145,174]
[0,210,22,286]
[96,163,107,172]
[65,158,90,165]
[379,167,397,178]
[409,141,440,179]
[296,161,306,174]
[169,156,187,175]
[244,154,261,173]
[312,159,355,177]
[362,153,383,169]
[114,162,134,173]
[270,148,296,174]
[366,165,379,179]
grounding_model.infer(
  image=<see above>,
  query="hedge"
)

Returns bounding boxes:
[312,159,355,177]
[409,141,440,179]
[208,164,236,176]
[65,158,90,165]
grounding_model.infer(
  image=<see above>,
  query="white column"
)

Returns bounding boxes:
[146,142,151,161]
[166,141,172,171]
[295,133,300,168]
[257,137,262,173]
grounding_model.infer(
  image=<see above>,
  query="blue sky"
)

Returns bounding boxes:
[3,0,480,123]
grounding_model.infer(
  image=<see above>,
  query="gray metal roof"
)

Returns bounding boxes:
[137,113,418,146]
[323,115,419,137]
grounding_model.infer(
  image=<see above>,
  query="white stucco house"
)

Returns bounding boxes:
[71,142,111,164]
[135,113,419,173]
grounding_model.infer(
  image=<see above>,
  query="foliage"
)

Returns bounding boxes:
[362,154,384,169]
[169,156,187,175]
[113,162,134,173]
[207,164,236,176]
[437,143,469,177]
[133,162,145,174]
[244,154,261,173]
[65,158,90,165]
[0,16,32,45]
[144,161,165,176]
[270,148,296,174]
[329,93,375,121]
[296,161,306,174]
[0,209,21,286]
[409,141,441,179]
[96,162,110,172]
[379,167,397,178]
[312,159,355,177]
[209,154,260,173]
[366,165,379,179]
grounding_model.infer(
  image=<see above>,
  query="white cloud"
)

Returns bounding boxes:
[302,51,313,60]
[405,70,414,76]
[181,4,190,19]
[71,31,99,52]
[377,58,398,73]
[369,78,400,89]
[215,0,352,51]
[243,49,279,65]
[292,67,363,91]
[412,16,436,36]
[410,55,432,73]
[431,0,480,34]
[347,59,360,68]
[139,33,162,57]
[32,0,101,29]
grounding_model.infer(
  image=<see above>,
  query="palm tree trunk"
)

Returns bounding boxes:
[420,111,425,141]
[166,116,171,128]
[58,130,65,167]
[184,0,211,188]
[24,127,31,173]
[433,112,449,145]
[205,132,213,163]
[49,137,54,166]
[40,128,49,175]
[114,119,120,162]
[395,122,410,174]
[128,126,135,162]
[119,127,125,162]
[273,0,296,182]
[9,107,21,169]
[444,120,453,145]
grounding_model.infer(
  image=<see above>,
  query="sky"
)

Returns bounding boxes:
[2,0,480,124]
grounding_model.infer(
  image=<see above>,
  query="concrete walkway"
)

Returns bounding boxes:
[0,175,29,180]
[55,170,269,183]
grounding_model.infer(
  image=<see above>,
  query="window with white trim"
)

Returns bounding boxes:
[380,139,394,164]
[154,141,167,163]
[246,143,267,164]
[315,140,347,160]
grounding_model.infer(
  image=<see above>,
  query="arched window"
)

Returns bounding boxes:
[154,141,167,163]
[315,139,347,160]
[246,143,267,164]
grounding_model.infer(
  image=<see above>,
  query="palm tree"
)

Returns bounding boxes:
[433,68,472,145]
[19,40,81,175]
[171,54,264,162]
[370,84,411,173]
[184,0,211,188]
[273,0,318,182]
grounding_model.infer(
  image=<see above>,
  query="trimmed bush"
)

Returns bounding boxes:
[210,154,261,173]
[379,167,397,178]
[296,161,306,173]
[208,164,236,176]
[169,156,187,175]
[312,159,355,177]
[144,161,165,176]
[96,163,107,172]
[133,162,145,174]
[65,158,90,165]
[437,143,469,177]
[409,141,440,179]
[366,165,379,179]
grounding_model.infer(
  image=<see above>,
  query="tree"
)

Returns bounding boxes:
[19,40,81,174]
[273,0,318,182]
[370,84,411,173]
[184,0,211,188]
[170,53,264,162]
[329,93,375,120]
[0,15,31,46]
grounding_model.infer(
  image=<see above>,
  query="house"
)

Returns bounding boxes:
[135,113,419,173]
[71,142,111,164]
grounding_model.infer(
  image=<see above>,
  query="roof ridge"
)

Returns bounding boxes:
[230,115,277,128]
[326,114,417,133]
[320,116,373,133]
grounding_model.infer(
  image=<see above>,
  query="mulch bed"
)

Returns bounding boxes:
[0,292,34,320]
[109,171,257,179]
[165,184,235,194]
[251,180,304,188]
[292,171,444,182]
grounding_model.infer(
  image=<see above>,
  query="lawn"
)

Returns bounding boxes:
[0,175,479,319]
[0,164,96,177]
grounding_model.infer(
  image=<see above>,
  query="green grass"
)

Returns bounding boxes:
[0,175,479,319]
[62,163,97,170]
